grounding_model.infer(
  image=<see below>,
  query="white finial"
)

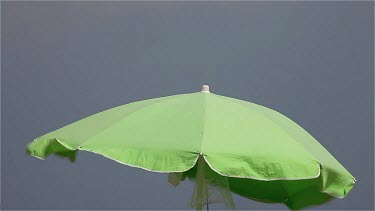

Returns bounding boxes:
[201,85,210,93]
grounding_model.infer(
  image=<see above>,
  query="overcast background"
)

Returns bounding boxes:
[1,1,374,210]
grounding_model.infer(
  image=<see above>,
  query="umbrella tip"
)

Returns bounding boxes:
[201,85,210,93]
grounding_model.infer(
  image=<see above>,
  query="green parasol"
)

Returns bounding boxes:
[27,85,355,210]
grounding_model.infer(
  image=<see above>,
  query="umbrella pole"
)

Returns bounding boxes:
[196,155,204,211]
[205,175,209,211]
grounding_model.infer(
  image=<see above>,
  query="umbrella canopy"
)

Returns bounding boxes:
[27,85,355,210]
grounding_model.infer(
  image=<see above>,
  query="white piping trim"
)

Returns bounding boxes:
[31,141,354,199]
[320,178,357,198]
[54,138,77,151]
[202,155,321,181]
[79,147,201,173]
[320,190,346,199]
[202,156,353,199]
[32,138,354,199]
[42,138,201,173]
[30,154,45,160]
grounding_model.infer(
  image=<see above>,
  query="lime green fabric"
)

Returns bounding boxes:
[27,92,355,209]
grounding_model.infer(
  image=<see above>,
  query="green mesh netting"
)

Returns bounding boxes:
[169,156,235,210]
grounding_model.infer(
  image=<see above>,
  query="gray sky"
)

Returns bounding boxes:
[2,1,374,210]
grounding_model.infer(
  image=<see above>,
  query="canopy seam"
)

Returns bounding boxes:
[199,93,208,155]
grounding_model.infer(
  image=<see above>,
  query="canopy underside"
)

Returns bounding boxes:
[27,137,354,210]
